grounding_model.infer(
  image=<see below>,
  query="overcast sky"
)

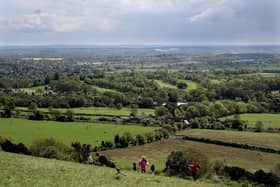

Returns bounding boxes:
[0,0,279,45]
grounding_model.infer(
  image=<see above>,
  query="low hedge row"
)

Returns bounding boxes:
[183,136,280,154]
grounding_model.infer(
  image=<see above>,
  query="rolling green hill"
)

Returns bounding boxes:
[0,151,223,187]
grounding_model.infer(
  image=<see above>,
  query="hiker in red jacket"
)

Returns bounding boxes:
[139,156,149,173]
[188,162,201,180]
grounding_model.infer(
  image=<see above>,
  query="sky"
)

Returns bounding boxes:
[0,0,279,45]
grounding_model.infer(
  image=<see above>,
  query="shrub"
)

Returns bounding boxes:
[213,160,225,175]
[255,121,264,132]
[254,169,279,186]
[71,142,91,162]
[98,155,116,168]
[136,134,146,145]
[144,132,154,143]
[190,120,200,128]
[29,111,44,120]
[165,148,210,178]
[0,139,30,155]
[159,128,169,139]
[224,166,251,181]
[30,138,71,160]
[119,136,129,148]
[114,134,120,148]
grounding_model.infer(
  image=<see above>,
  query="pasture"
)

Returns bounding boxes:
[155,79,198,91]
[220,113,280,128]
[102,137,280,172]
[177,79,198,91]
[178,129,280,150]
[0,118,158,146]
[0,151,222,187]
[155,80,177,89]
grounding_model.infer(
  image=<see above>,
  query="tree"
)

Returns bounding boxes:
[2,98,15,117]
[255,121,264,132]
[65,109,75,121]
[177,82,187,89]
[114,134,120,147]
[28,102,38,112]
[130,107,138,116]
[155,106,168,117]
[136,134,146,145]
[165,148,210,178]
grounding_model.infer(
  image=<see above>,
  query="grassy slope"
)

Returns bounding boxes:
[155,80,198,91]
[178,129,280,150]
[155,80,177,89]
[16,107,155,116]
[0,118,158,146]
[177,79,198,91]
[0,151,222,187]
[220,113,280,128]
[102,137,280,172]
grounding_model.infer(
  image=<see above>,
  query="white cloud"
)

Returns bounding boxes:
[189,0,235,22]
[0,13,82,32]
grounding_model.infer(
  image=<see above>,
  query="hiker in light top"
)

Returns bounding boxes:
[139,156,149,173]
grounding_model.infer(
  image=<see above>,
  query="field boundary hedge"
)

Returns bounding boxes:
[183,136,280,155]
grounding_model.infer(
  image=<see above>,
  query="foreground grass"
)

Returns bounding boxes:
[220,113,280,128]
[0,118,158,146]
[178,129,280,150]
[102,137,280,172]
[0,151,222,187]
[16,107,155,116]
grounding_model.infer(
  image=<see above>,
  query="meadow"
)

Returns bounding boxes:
[0,118,158,146]
[0,151,224,187]
[155,79,198,91]
[178,129,280,150]
[220,113,280,128]
[16,106,155,116]
[102,137,280,172]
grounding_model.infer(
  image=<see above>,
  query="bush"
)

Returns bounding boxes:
[255,121,264,132]
[165,148,210,178]
[98,155,116,168]
[119,135,129,148]
[0,139,30,155]
[136,134,146,145]
[213,160,225,175]
[71,142,91,162]
[30,138,71,160]
[254,169,279,186]
[29,111,44,120]
[224,166,253,181]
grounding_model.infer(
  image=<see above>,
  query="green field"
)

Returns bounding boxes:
[16,106,155,116]
[155,80,177,89]
[220,113,280,128]
[0,151,223,187]
[103,137,280,172]
[177,79,198,91]
[0,118,158,146]
[155,79,198,91]
[178,129,280,150]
